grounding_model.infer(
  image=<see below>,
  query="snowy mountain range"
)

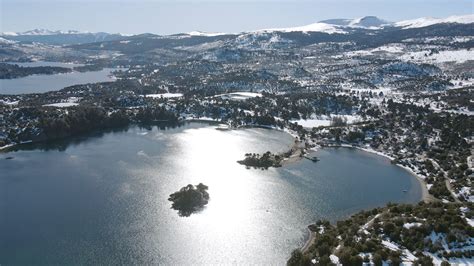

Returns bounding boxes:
[256,14,473,34]
[0,30,126,45]
[1,14,472,44]
[1,29,91,36]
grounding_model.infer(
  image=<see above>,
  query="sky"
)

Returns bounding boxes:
[1,0,473,35]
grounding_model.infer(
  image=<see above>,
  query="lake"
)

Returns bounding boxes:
[0,122,422,264]
[0,62,118,95]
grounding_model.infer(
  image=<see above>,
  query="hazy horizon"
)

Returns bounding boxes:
[1,0,473,35]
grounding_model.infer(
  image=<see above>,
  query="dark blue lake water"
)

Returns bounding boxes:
[0,123,421,264]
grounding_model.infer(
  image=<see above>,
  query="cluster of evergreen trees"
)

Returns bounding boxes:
[289,202,473,266]
[0,63,72,79]
[6,106,178,143]
[238,151,283,169]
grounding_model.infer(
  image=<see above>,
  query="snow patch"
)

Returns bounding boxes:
[382,240,400,251]
[43,102,79,107]
[0,100,19,105]
[145,93,183,98]
[291,114,363,128]
[214,92,263,101]
[330,254,341,265]
[43,97,81,107]
[382,240,418,264]
[403,222,422,229]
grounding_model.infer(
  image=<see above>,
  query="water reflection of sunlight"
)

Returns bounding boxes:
[176,127,265,234]
[126,125,301,263]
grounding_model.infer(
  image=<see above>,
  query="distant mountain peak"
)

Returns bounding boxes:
[349,16,391,28]
[318,18,352,26]
[319,16,391,29]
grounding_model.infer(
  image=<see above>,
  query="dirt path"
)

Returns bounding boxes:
[281,140,305,165]
[301,229,315,253]
[445,179,461,203]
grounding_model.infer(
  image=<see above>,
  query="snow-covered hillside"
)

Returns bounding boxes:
[254,16,390,34]
[256,22,346,34]
[395,14,474,29]
[346,16,391,29]
[0,37,17,44]
[248,14,472,35]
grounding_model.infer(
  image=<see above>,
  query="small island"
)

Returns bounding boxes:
[168,183,209,217]
[238,140,307,170]
[237,151,283,169]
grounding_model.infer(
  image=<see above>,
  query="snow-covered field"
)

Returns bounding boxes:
[43,97,81,108]
[184,115,220,122]
[291,114,363,128]
[291,118,331,128]
[43,102,79,107]
[214,92,263,100]
[145,93,183,98]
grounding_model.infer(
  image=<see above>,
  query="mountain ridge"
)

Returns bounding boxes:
[1,14,472,44]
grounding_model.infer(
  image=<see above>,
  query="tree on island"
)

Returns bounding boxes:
[237,151,283,169]
[168,183,209,217]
